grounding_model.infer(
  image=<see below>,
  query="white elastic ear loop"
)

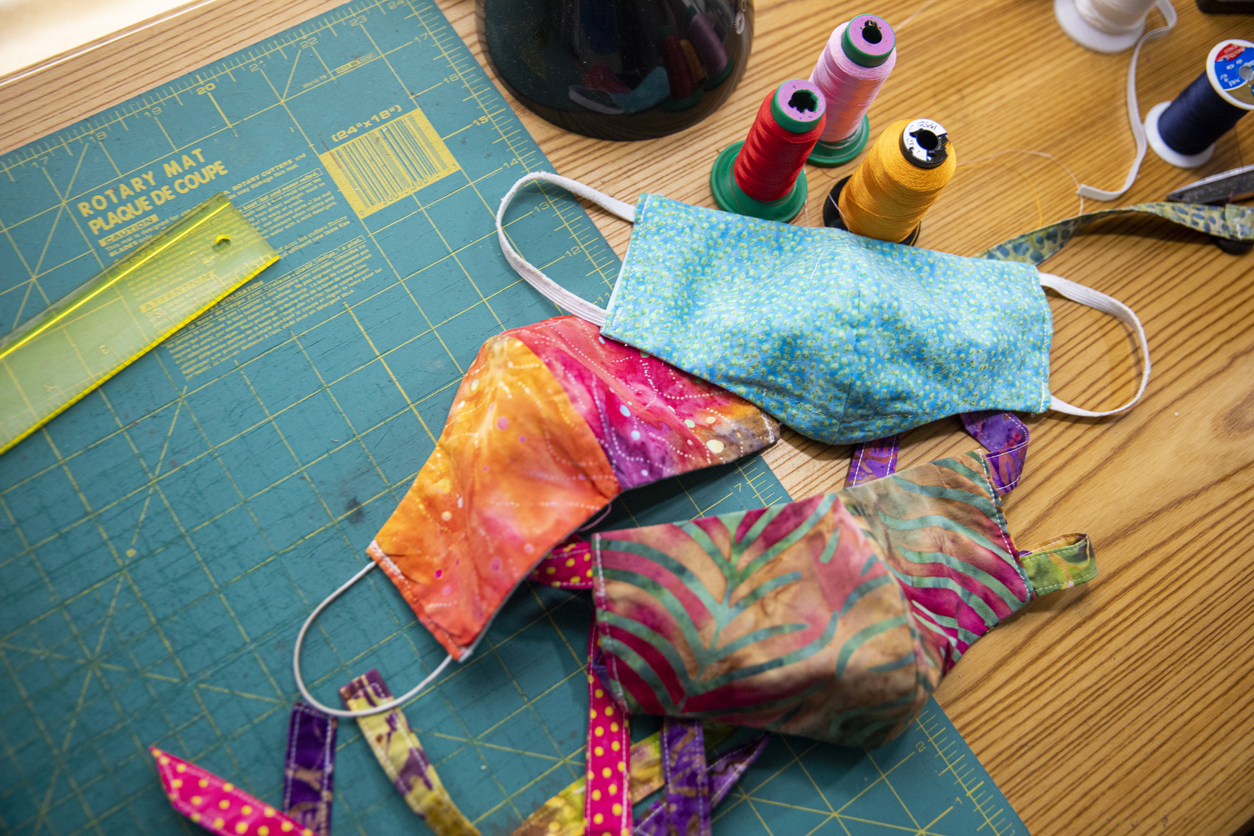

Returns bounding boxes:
[1076,0,1177,201]
[1040,272,1151,417]
[496,171,636,327]
[291,561,454,718]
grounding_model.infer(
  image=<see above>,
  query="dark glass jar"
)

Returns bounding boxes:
[477,0,753,140]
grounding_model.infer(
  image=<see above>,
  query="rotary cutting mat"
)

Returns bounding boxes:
[0,1,1027,834]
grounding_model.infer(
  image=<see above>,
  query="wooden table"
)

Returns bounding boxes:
[2,1,1252,833]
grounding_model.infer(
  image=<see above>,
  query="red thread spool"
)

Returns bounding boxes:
[710,79,826,221]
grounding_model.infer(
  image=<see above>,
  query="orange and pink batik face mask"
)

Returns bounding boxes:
[293,315,779,717]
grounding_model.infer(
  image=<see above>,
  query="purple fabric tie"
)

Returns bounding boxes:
[283,702,337,836]
[846,434,900,486]
[846,411,1028,494]
[634,733,769,836]
[960,411,1028,494]
[660,719,711,836]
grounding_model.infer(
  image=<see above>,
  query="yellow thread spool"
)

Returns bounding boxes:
[835,118,955,243]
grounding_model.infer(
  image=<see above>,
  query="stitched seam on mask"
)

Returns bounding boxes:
[465,339,620,652]
[370,541,468,658]
[524,299,738,477]
[975,453,1029,597]
[604,195,647,325]
[891,555,929,716]
[521,327,645,475]
[592,536,630,707]
[829,265,866,435]
[761,411,778,447]
[1030,267,1054,413]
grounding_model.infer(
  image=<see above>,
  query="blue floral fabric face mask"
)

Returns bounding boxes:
[497,173,1150,445]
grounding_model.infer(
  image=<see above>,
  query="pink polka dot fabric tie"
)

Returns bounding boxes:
[151,746,315,836]
[584,630,632,836]
[531,535,635,835]
[514,533,777,836]
[530,535,597,588]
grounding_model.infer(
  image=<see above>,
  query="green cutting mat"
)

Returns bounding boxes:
[0,2,1027,834]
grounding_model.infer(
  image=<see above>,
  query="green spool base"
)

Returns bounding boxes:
[822,175,920,245]
[808,115,870,167]
[710,141,808,223]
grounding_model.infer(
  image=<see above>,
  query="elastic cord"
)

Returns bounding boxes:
[1040,272,1151,416]
[497,172,636,326]
[576,502,614,532]
[1076,0,1177,201]
[291,560,454,718]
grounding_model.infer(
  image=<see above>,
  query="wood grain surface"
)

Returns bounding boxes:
[2,1,1253,834]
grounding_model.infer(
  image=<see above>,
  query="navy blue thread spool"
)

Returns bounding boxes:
[1146,39,1254,168]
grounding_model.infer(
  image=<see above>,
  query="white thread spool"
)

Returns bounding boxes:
[1054,0,1159,53]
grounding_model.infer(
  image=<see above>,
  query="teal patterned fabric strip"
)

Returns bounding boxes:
[981,202,1254,264]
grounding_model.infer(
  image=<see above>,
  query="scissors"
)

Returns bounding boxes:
[1166,163,1254,254]
[1166,163,1254,205]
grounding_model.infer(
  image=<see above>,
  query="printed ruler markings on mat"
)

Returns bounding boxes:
[713,708,1020,836]
[0,1,1024,835]
[917,710,1019,835]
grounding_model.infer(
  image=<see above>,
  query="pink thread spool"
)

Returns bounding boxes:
[808,14,897,166]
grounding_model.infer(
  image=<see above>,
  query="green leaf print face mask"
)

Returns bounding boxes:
[588,446,1097,748]
[497,172,1151,445]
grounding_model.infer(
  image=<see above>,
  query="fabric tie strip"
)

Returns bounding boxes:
[282,703,337,836]
[153,701,340,836]
[152,746,318,836]
[634,733,767,836]
[339,669,481,836]
[658,719,712,836]
[980,199,1253,262]
[512,720,725,836]
[521,544,770,836]
[848,412,1030,495]
[585,631,634,836]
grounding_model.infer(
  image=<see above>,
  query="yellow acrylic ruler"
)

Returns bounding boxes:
[0,193,276,453]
